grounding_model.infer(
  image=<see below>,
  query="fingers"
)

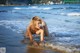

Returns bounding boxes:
[33,41,38,46]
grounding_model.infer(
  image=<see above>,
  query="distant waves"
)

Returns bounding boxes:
[0,20,28,33]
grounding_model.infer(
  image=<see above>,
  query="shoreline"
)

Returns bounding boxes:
[27,42,80,53]
[0,4,80,6]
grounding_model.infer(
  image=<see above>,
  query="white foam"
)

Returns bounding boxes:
[60,12,80,16]
[30,6,51,10]
[60,13,65,15]
[38,7,52,10]
[13,6,52,10]
[42,7,52,10]
[0,20,27,33]
[67,12,80,16]
[58,37,71,41]
[31,6,38,8]
[14,7,21,10]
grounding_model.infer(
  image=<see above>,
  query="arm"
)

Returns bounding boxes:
[26,26,34,42]
[25,26,39,46]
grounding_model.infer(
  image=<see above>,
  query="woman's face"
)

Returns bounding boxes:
[35,20,41,29]
[36,20,40,25]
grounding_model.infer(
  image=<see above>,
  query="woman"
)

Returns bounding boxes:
[25,16,49,43]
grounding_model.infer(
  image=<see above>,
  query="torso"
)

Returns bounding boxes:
[30,25,39,34]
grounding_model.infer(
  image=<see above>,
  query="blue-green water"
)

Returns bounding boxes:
[0,4,80,53]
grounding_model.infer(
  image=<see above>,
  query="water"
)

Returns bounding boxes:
[0,4,80,53]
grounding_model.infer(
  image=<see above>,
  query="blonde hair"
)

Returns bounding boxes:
[30,16,42,28]
[32,16,41,21]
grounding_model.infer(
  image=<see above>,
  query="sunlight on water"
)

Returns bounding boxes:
[14,7,22,10]
[0,4,80,53]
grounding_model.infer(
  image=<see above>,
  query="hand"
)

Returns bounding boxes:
[33,41,38,46]
[39,41,45,46]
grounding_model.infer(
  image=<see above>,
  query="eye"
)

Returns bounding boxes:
[38,22,39,24]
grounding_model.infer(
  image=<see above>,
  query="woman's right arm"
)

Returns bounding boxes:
[27,26,34,42]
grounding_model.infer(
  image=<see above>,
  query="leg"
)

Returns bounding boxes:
[25,29,34,42]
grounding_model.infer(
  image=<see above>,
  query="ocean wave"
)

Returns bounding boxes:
[14,7,22,10]
[30,6,52,10]
[13,6,52,10]
[67,12,80,16]
[0,20,28,33]
[64,7,80,10]
[13,6,80,11]
[30,6,80,10]
[42,7,52,10]
[0,10,8,12]
[27,35,80,53]
[30,6,38,8]
[60,12,80,16]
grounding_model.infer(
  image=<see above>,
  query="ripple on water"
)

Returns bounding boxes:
[76,21,80,24]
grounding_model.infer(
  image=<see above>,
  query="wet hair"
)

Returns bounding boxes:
[30,16,42,28]
[32,16,41,21]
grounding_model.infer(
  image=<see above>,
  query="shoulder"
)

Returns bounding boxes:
[27,25,32,30]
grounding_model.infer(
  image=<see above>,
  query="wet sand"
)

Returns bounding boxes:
[27,46,60,53]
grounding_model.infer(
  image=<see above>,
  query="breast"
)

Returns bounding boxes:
[30,26,39,34]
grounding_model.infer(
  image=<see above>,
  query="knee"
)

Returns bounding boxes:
[40,29,44,33]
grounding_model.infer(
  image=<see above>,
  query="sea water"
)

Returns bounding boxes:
[0,4,80,53]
